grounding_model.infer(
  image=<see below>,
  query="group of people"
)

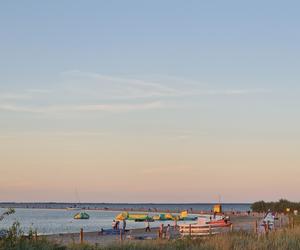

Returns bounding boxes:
[158,223,171,239]
[111,219,173,240]
[112,219,126,231]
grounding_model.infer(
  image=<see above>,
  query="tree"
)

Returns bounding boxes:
[0,208,15,222]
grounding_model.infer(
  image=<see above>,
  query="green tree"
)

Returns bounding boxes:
[0,208,15,222]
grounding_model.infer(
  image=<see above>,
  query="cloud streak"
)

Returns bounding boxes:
[0,101,164,113]
[74,101,163,112]
[0,93,32,100]
[0,70,270,114]
[0,104,41,113]
[196,88,270,96]
[60,70,180,100]
[61,70,270,99]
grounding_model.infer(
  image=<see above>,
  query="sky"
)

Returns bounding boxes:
[0,0,300,203]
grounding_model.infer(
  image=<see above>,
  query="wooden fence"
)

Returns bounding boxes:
[179,223,231,237]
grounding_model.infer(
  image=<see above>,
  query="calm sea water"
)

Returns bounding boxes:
[0,209,121,235]
[0,204,251,235]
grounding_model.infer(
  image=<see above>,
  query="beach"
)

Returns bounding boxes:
[44,213,272,246]
[0,204,251,235]
[0,206,293,249]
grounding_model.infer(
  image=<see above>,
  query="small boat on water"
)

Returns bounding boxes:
[73,212,90,220]
[66,207,81,211]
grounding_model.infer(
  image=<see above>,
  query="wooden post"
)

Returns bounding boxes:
[279,216,282,228]
[292,217,295,229]
[209,224,212,235]
[32,231,37,241]
[189,224,191,237]
[120,229,123,241]
[80,228,83,244]
[230,223,233,232]
[254,220,258,234]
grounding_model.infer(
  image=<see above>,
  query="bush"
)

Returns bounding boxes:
[251,199,300,213]
[0,221,65,250]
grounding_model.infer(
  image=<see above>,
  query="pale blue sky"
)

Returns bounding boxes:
[0,1,299,202]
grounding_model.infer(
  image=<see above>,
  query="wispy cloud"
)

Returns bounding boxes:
[26,89,52,94]
[0,93,32,100]
[0,70,270,114]
[0,88,52,101]
[61,70,270,99]
[196,88,270,96]
[61,70,180,99]
[0,101,164,113]
[0,104,41,113]
[74,101,163,112]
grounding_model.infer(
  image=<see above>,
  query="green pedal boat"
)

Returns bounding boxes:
[74,211,90,219]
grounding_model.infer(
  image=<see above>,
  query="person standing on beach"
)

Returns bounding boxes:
[112,220,116,230]
[145,220,151,232]
[98,228,104,235]
[115,220,120,230]
[159,224,164,239]
[122,219,126,232]
[166,224,171,240]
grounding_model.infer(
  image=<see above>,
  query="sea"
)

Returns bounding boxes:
[0,203,251,235]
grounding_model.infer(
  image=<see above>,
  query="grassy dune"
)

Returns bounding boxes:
[98,227,300,250]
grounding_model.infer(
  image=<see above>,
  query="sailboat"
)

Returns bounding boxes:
[69,188,90,219]
[66,206,81,211]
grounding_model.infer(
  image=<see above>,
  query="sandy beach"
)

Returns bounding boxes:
[44,213,281,246]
